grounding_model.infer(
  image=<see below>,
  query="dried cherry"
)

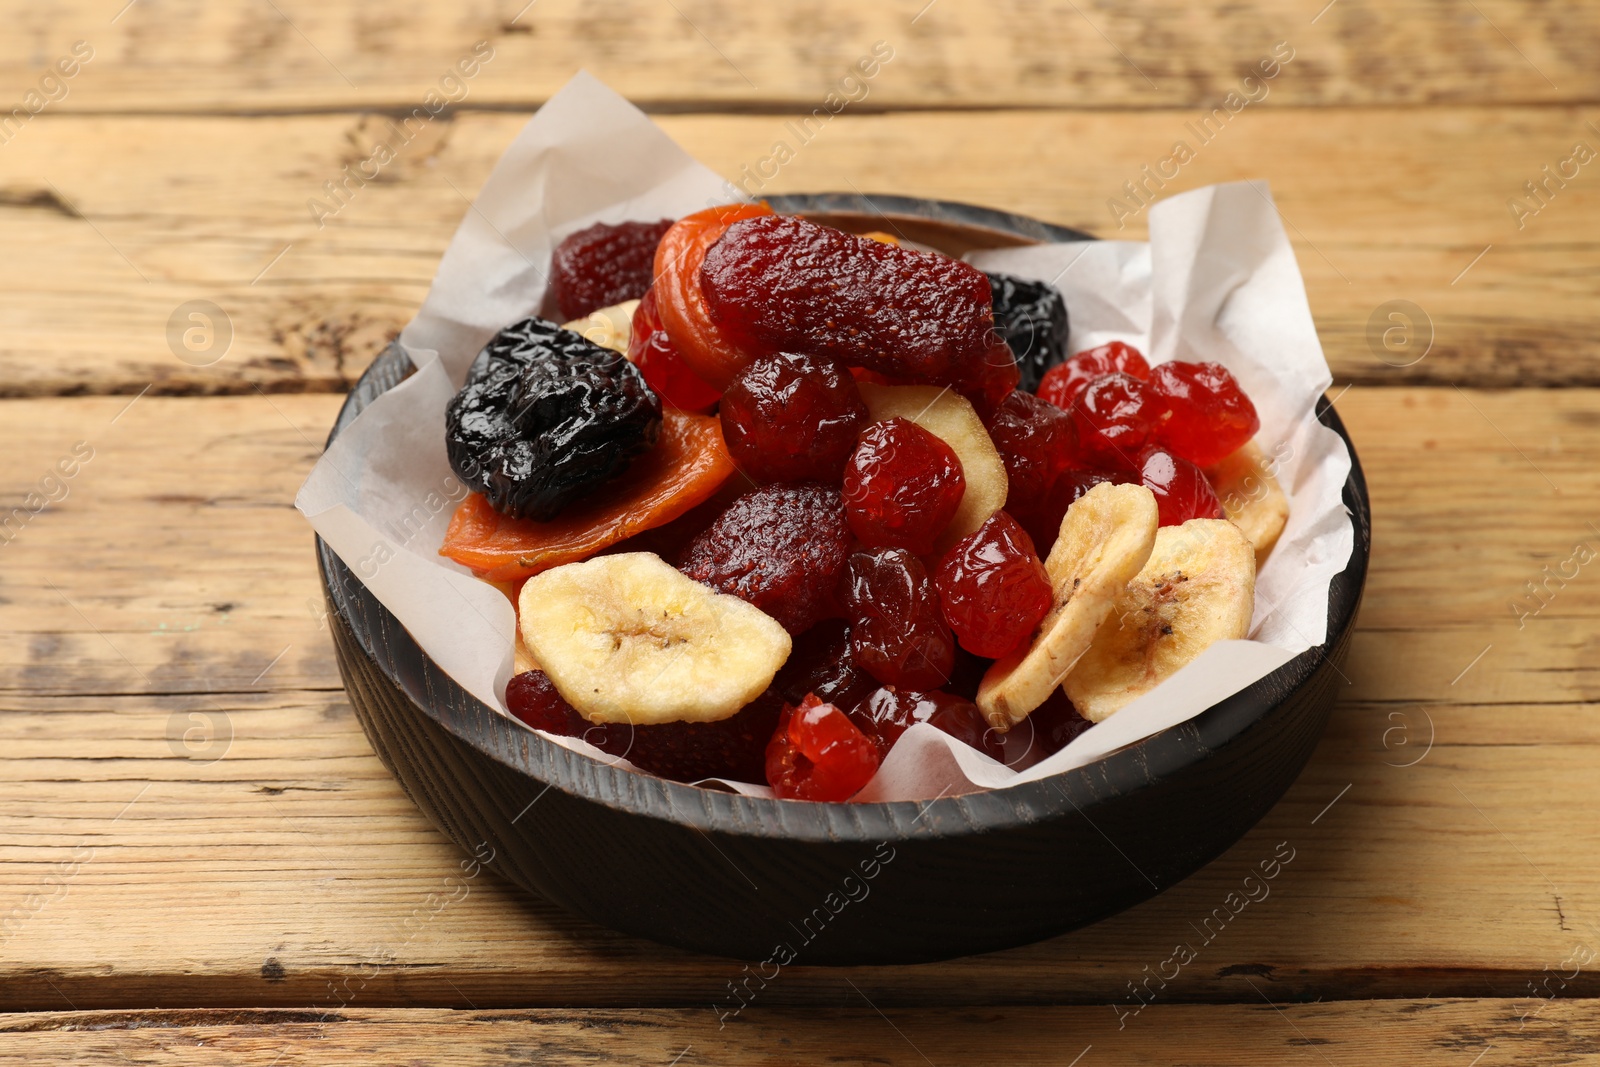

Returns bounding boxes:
[446,318,662,521]
[700,214,1013,385]
[1137,446,1224,526]
[986,272,1070,393]
[1038,341,1151,411]
[1067,371,1165,469]
[934,511,1054,658]
[843,548,955,691]
[986,390,1078,541]
[679,482,853,634]
[849,685,1001,761]
[720,351,869,483]
[550,218,673,320]
[842,418,966,554]
[1148,360,1260,467]
[766,694,881,801]
[775,619,879,712]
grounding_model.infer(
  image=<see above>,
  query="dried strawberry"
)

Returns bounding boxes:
[550,219,673,320]
[720,352,869,483]
[1038,341,1151,410]
[700,214,1013,386]
[843,548,955,690]
[842,418,966,554]
[1148,360,1260,467]
[934,511,1054,658]
[1137,446,1224,526]
[629,286,721,413]
[766,694,881,801]
[679,483,853,634]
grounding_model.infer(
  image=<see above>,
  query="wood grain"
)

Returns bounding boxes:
[3,1001,1598,1065]
[3,1,1595,113]
[1,389,1598,1006]
[1,106,1594,398]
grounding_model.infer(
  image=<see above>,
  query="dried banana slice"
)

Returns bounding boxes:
[856,382,1008,552]
[562,299,639,355]
[977,483,1158,728]
[1206,440,1289,567]
[1063,518,1256,723]
[518,552,790,725]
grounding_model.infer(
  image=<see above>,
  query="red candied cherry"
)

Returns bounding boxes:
[766,693,881,801]
[986,390,1080,540]
[1068,372,1166,468]
[629,286,722,413]
[720,351,869,482]
[1038,341,1151,410]
[1022,466,1130,555]
[844,548,956,691]
[842,418,966,554]
[849,685,1002,762]
[934,511,1054,658]
[1138,446,1224,526]
[506,669,590,734]
[952,343,1021,423]
[1148,360,1260,467]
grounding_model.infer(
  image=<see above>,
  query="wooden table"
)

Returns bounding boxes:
[4,2,1599,1062]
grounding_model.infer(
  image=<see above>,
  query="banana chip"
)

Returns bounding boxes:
[1064,518,1256,723]
[518,552,790,725]
[1207,440,1289,567]
[977,482,1158,728]
[562,299,640,355]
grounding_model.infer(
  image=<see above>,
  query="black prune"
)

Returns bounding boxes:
[446,317,662,521]
[986,272,1070,393]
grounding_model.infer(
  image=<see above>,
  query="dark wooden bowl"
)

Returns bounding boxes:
[318,193,1370,965]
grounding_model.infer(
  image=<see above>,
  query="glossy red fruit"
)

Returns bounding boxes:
[629,286,722,413]
[952,346,1020,423]
[849,685,1002,761]
[1037,341,1151,410]
[986,390,1078,538]
[775,620,879,713]
[934,511,1054,658]
[680,483,854,634]
[844,548,956,690]
[766,693,881,801]
[550,218,674,320]
[507,670,782,783]
[701,214,1012,385]
[719,351,869,483]
[842,418,966,554]
[1068,372,1166,468]
[1148,360,1261,467]
[1137,446,1224,526]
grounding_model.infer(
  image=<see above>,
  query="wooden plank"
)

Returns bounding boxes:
[3,1,1595,113]
[2,388,1599,1008]
[2,106,1596,399]
[2,1001,1598,1065]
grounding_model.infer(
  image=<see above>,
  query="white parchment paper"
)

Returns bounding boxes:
[297,72,1353,802]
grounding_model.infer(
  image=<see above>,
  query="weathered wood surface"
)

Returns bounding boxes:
[3,1001,1598,1065]
[1,107,1594,398]
[1,388,1597,1009]
[3,1,1594,113]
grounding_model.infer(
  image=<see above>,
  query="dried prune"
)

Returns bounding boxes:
[986,272,1070,393]
[446,317,662,521]
[720,351,869,483]
[679,482,853,634]
[550,218,673,320]
[700,214,1013,384]
[844,548,955,690]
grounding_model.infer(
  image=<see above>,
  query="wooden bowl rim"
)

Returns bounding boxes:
[318,192,1370,844]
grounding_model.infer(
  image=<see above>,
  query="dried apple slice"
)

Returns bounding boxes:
[440,410,735,582]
